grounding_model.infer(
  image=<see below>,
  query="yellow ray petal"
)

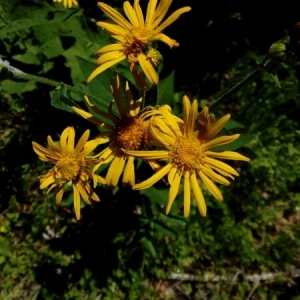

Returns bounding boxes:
[133,0,144,24]
[190,173,207,216]
[55,184,65,205]
[153,0,173,27]
[66,127,75,156]
[130,63,149,91]
[124,150,169,160]
[183,171,191,217]
[146,0,158,26]
[166,171,182,214]
[186,99,198,136]
[47,136,61,154]
[84,96,118,125]
[199,171,223,201]
[206,151,250,161]
[204,157,239,176]
[204,114,230,140]
[76,181,91,205]
[87,55,126,82]
[71,129,89,157]
[137,53,158,85]
[111,154,126,187]
[168,167,177,185]
[60,127,72,154]
[96,51,125,65]
[200,165,230,186]
[98,2,132,30]
[134,163,172,190]
[83,181,100,201]
[32,142,60,161]
[73,184,81,220]
[204,134,240,149]
[152,33,179,48]
[123,1,140,27]
[40,173,56,189]
[122,156,135,187]
[154,6,191,34]
[96,43,124,55]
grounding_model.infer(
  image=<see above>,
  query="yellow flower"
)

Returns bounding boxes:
[32,127,105,220]
[88,0,191,89]
[53,0,78,8]
[125,97,250,217]
[73,74,159,188]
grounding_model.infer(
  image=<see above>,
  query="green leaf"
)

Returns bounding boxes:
[140,186,168,205]
[152,220,177,238]
[50,84,79,113]
[157,70,175,106]
[1,79,36,93]
[225,119,245,130]
[140,237,157,257]
[212,134,256,151]
[75,56,118,115]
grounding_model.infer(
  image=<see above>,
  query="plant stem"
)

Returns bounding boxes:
[209,57,275,113]
[14,72,103,105]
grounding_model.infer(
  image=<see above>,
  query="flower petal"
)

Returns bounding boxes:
[133,0,144,24]
[204,114,230,140]
[204,157,239,176]
[124,150,169,160]
[206,151,250,161]
[186,99,198,136]
[74,129,90,156]
[166,171,182,214]
[154,6,191,34]
[152,33,179,48]
[98,2,132,30]
[204,134,240,149]
[72,183,81,220]
[87,55,126,82]
[201,165,230,185]
[55,184,65,205]
[184,171,191,217]
[134,163,172,190]
[168,167,177,185]
[96,51,125,65]
[199,171,223,201]
[60,127,71,154]
[123,1,140,27]
[145,0,158,26]
[137,53,158,85]
[122,156,135,187]
[96,43,124,55]
[190,173,207,216]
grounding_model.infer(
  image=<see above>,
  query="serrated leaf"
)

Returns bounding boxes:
[50,84,79,113]
[212,134,256,151]
[157,70,175,106]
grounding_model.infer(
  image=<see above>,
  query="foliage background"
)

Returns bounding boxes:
[1,0,300,299]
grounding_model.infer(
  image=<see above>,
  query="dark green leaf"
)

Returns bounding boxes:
[50,84,79,113]
[157,70,175,106]
[140,237,157,257]
[152,220,177,238]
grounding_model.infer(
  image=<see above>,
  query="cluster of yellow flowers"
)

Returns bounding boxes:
[35,0,250,219]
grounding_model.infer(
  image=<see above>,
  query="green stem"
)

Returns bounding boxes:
[209,57,275,113]
[14,72,103,105]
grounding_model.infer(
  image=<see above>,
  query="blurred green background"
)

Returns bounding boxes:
[1,0,300,299]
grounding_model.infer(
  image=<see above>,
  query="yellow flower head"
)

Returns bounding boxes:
[88,0,191,89]
[32,127,105,220]
[53,0,78,8]
[73,74,159,188]
[125,96,250,217]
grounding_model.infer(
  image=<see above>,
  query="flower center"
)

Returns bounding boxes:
[113,116,147,151]
[169,136,204,173]
[55,157,81,181]
[123,26,153,62]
